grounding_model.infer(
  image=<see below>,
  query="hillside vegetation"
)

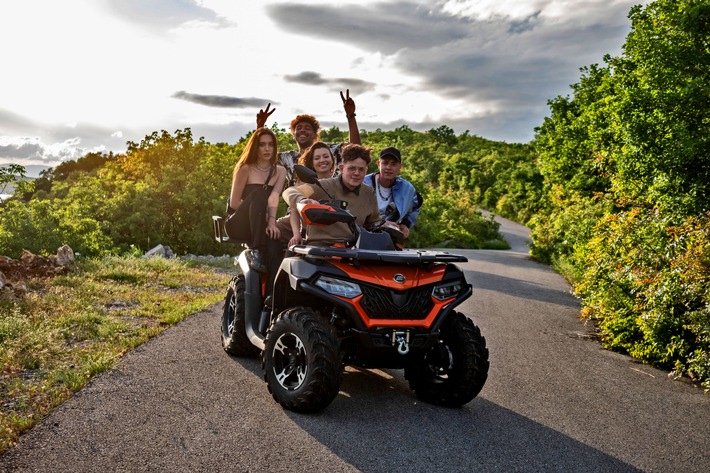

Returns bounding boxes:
[530,0,710,388]
[1,0,708,390]
[0,125,524,257]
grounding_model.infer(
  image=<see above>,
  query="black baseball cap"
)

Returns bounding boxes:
[379,146,401,162]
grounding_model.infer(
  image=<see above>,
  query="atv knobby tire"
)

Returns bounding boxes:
[405,311,489,407]
[263,307,343,413]
[221,275,260,357]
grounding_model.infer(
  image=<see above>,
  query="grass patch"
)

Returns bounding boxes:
[481,239,511,250]
[0,255,231,454]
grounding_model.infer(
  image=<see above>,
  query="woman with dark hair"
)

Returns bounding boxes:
[225,127,286,271]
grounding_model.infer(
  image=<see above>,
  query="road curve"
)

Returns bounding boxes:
[1,215,708,473]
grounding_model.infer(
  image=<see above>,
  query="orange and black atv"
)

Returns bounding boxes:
[213,165,489,413]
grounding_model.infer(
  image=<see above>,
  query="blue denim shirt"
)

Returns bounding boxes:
[364,173,422,228]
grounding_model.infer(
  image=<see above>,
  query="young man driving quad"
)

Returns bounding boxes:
[282,143,381,245]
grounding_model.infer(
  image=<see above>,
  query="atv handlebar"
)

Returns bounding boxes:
[369,220,405,249]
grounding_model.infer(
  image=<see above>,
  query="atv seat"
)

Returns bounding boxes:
[212,215,248,246]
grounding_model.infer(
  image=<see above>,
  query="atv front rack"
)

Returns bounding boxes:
[290,245,468,264]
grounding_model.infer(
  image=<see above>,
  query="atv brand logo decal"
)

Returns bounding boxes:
[393,274,406,283]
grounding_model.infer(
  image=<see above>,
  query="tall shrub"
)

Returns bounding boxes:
[576,210,710,388]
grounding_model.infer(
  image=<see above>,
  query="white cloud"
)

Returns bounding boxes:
[439,0,543,20]
[0,0,654,160]
[0,136,100,167]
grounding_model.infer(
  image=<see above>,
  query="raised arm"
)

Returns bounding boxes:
[341,89,361,145]
[256,103,276,129]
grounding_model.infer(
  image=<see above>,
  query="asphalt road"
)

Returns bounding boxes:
[1,216,708,473]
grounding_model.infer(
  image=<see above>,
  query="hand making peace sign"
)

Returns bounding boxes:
[340,89,356,116]
[256,102,276,128]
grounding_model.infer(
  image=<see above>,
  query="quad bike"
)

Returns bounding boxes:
[212,165,489,413]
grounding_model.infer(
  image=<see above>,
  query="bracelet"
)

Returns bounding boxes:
[347,113,356,118]
[268,216,276,221]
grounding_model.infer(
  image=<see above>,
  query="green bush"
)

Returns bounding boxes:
[408,189,500,249]
[0,199,114,258]
[528,186,613,277]
[575,209,710,388]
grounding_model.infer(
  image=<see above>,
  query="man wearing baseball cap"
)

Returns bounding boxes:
[364,146,422,239]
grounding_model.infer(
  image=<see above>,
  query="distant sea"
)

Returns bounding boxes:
[2,181,17,200]
[0,164,52,179]
[0,164,49,201]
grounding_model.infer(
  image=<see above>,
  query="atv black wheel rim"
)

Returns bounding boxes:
[427,341,454,380]
[226,292,236,335]
[271,333,307,391]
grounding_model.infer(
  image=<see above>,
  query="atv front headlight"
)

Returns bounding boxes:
[314,276,362,298]
[432,281,464,301]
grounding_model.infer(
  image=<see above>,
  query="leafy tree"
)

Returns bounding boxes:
[0,164,34,201]
[607,0,710,216]
[53,151,115,181]
[535,64,614,195]
[19,152,115,202]
[575,210,710,386]
[530,63,616,267]
[1,164,26,195]
[530,0,710,387]
[29,168,54,198]
[427,125,457,146]
[408,189,502,249]
[320,126,349,144]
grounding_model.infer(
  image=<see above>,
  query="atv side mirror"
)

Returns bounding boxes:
[294,164,319,184]
[293,164,336,201]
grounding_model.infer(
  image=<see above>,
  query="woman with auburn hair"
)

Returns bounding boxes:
[298,141,336,179]
[274,141,337,247]
[225,127,286,273]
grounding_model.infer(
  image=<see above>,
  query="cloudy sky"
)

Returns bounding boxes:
[0,0,651,172]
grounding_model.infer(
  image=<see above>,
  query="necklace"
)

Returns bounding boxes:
[253,163,271,172]
[377,178,392,200]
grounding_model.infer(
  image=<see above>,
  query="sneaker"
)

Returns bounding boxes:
[245,249,267,273]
